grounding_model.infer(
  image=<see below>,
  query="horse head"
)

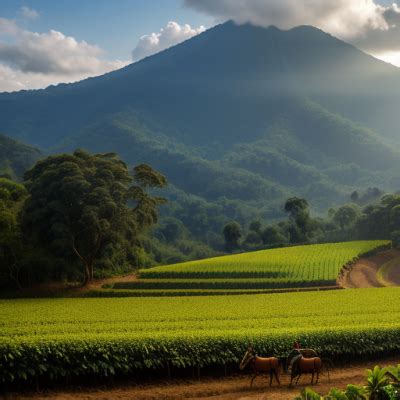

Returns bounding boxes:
[239,343,255,370]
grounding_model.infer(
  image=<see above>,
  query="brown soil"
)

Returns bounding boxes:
[75,273,138,292]
[338,249,400,288]
[12,273,138,298]
[4,356,400,400]
[386,257,400,285]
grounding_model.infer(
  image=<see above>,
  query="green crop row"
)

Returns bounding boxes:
[2,328,400,384]
[138,241,390,281]
[1,286,400,384]
[111,278,336,290]
[86,286,340,297]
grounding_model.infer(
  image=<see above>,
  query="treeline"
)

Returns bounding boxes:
[222,188,398,252]
[0,150,167,289]
[1,147,398,291]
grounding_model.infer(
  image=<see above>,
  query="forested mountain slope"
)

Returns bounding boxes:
[0,135,41,180]
[1,21,400,248]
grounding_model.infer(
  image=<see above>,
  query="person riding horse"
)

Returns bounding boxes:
[289,341,302,373]
[286,343,324,385]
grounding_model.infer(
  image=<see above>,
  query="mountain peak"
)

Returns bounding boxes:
[0,16,399,149]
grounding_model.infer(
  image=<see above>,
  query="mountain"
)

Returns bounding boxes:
[1,21,400,248]
[0,134,41,180]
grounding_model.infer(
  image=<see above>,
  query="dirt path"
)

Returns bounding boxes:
[10,273,139,298]
[386,257,400,285]
[4,356,400,400]
[338,249,400,288]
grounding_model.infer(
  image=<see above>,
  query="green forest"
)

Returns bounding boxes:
[2,22,400,289]
[1,136,399,290]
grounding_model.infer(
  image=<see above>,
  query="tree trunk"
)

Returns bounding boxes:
[7,263,23,291]
[72,235,98,287]
[81,261,95,287]
[89,261,94,281]
[82,262,91,287]
[10,273,23,291]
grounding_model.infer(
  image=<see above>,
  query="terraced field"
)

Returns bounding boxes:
[2,287,400,384]
[106,241,389,295]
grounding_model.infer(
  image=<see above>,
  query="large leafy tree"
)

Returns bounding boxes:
[22,150,166,285]
[333,204,359,231]
[284,197,311,243]
[0,178,27,289]
[222,221,242,252]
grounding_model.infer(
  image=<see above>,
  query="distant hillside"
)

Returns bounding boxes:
[1,21,400,248]
[0,134,41,180]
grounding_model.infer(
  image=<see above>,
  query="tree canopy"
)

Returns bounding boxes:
[0,178,27,289]
[22,150,166,285]
[223,221,242,252]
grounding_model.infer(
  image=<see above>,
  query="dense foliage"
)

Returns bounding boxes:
[0,178,28,289]
[22,150,166,284]
[230,189,400,255]
[0,140,397,290]
[294,365,400,399]
[0,150,167,288]
[2,287,400,384]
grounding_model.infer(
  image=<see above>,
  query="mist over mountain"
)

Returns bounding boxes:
[1,20,400,249]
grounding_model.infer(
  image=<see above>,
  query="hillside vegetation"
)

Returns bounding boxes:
[1,22,400,251]
[0,134,41,180]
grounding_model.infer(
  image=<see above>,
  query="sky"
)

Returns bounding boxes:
[0,0,400,92]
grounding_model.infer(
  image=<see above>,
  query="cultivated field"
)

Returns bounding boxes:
[112,241,391,295]
[139,241,388,279]
[2,286,400,384]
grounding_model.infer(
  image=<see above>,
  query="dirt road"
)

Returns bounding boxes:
[338,249,400,288]
[4,356,400,400]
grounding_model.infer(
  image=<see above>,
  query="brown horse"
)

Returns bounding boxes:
[288,351,322,385]
[239,345,281,387]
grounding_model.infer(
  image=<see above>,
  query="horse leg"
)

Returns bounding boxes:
[274,369,281,385]
[250,373,257,388]
[269,370,273,386]
[290,374,295,386]
[316,370,320,384]
[296,373,301,385]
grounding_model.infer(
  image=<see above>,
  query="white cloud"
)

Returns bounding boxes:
[20,6,39,20]
[1,29,110,74]
[184,0,400,66]
[373,50,400,67]
[132,21,205,61]
[0,61,127,92]
[0,18,129,92]
[352,4,400,53]
[183,0,389,38]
